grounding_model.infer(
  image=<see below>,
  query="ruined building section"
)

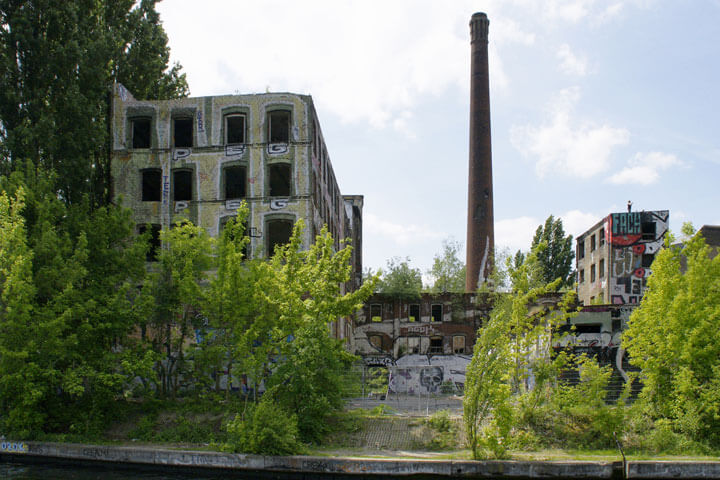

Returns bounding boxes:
[576,210,669,305]
[466,12,495,292]
[110,84,362,339]
[353,293,491,395]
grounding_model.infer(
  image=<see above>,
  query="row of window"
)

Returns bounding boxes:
[140,164,292,202]
[369,304,443,323]
[367,335,466,355]
[579,258,605,284]
[139,217,294,262]
[130,111,291,149]
[578,227,605,259]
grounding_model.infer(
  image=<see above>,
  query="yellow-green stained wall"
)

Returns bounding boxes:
[110,83,357,260]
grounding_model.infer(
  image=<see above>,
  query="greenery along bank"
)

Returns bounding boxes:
[462,225,720,460]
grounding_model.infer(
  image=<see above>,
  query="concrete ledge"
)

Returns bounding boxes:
[1,440,620,478]
[10,440,720,478]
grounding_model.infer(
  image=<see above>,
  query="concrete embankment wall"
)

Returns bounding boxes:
[2,441,720,478]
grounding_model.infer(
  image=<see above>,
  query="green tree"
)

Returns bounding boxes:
[0,0,187,206]
[376,256,422,300]
[529,215,575,288]
[623,228,720,443]
[429,238,466,293]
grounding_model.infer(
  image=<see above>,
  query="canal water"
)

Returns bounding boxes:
[0,461,256,479]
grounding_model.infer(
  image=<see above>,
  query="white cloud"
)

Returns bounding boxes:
[607,151,681,185]
[560,209,604,238]
[557,43,588,76]
[495,216,541,252]
[511,87,630,178]
[364,213,443,247]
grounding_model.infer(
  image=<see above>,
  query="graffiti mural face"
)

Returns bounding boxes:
[608,210,668,304]
[419,366,444,392]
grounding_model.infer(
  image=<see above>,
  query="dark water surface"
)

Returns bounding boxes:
[0,461,256,479]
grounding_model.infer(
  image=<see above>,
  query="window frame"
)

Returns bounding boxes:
[173,116,194,148]
[224,113,246,145]
[141,168,162,202]
[131,117,152,149]
[267,109,291,145]
[223,164,247,200]
[172,169,193,202]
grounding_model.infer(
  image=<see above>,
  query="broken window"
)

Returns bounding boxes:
[641,221,656,241]
[575,324,602,334]
[409,304,420,322]
[578,241,585,259]
[268,163,291,196]
[224,165,246,199]
[266,218,293,255]
[599,227,605,247]
[453,335,466,354]
[225,114,245,144]
[642,253,655,268]
[173,170,192,201]
[370,304,382,322]
[599,258,605,278]
[431,304,442,323]
[590,264,596,283]
[138,224,161,261]
[429,337,443,354]
[173,117,193,148]
[268,110,290,144]
[579,269,585,283]
[132,117,151,149]
[408,337,420,354]
[141,169,162,201]
[590,234,596,251]
[369,335,383,351]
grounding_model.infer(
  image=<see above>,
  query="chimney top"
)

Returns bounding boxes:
[470,12,490,44]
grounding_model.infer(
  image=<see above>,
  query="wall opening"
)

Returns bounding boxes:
[429,336,443,354]
[138,224,161,261]
[409,304,420,322]
[408,337,420,354]
[266,218,293,255]
[431,304,442,323]
[268,163,291,196]
[141,169,162,201]
[370,304,382,322]
[453,335,466,354]
[268,110,290,144]
[224,165,246,199]
[173,170,192,201]
[641,221,656,240]
[225,114,245,144]
[132,118,151,149]
[173,117,193,148]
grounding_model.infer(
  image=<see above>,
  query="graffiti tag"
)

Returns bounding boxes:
[1,442,27,453]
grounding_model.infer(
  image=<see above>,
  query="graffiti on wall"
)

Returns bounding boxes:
[608,210,668,304]
[387,354,470,395]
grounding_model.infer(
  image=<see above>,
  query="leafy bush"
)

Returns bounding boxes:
[224,397,303,455]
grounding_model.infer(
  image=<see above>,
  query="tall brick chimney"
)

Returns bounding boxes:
[465,12,494,292]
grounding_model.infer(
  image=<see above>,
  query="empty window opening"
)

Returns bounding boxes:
[141,169,162,201]
[578,242,585,259]
[431,304,442,322]
[225,114,245,144]
[641,221,656,240]
[590,234,596,251]
[268,110,290,144]
[139,224,161,261]
[590,264,596,283]
[409,304,420,322]
[599,228,605,247]
[642,253,655,268]
[370,304,382,322]
[266,219,293,255]
[599,258,605,278]
[132,118,151,149]
[574,324,602,334]
[408,337,420,354]
[173,170,192,201]
[268,163,291,196]
[173,117,193,148]
[224,165,246,199]
[429,337,443,354]
[579,269,585,283]
[453,335,466,354]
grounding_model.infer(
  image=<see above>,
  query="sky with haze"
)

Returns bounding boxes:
[156,0,720,280]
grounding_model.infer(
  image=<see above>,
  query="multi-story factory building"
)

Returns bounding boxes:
[576,209,669,305]
[109,84,363,336]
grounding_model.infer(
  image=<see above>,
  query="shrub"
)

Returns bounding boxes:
[225,397,303,455]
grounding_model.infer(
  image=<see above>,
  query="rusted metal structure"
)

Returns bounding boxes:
[465,12,495,292]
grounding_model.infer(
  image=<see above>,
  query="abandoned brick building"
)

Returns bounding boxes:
[109,83,363,339]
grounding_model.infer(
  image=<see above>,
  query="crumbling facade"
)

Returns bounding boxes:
[110,84,363,338]
[576,210,669,305]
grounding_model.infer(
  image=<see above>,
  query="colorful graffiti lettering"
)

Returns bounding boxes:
[1,442,27,453]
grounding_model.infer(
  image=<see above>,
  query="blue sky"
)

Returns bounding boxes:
[157,0,720,279]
